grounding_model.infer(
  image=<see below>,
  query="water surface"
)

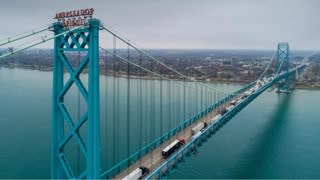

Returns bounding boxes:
[0,67,319,179]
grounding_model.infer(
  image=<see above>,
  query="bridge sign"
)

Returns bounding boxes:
[54,8,94,27]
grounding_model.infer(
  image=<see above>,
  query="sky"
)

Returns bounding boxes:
[0,0,319,50]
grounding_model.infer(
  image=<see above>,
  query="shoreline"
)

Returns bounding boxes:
[1,64,319,90]
[294,85,320,90]
[0,64,250,85]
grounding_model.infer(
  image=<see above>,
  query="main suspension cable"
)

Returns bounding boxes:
[0,24,51,47]
[0,26,84,60]
[257,52,277,80]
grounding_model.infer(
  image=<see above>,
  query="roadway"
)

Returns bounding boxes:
[113,92,243,179]
[114,64,306,179]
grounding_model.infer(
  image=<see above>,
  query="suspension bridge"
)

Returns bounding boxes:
[0,18,307,179]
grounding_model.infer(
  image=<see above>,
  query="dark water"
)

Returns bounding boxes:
[0,67,319,179]
[170,87,320,179]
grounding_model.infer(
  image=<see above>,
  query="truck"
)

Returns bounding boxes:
[254,85,260,91]
[162,138,185,158]
[191,131,202,140]
[242,91,250,98]
[226,105,234,112]
[230,99,237,105]
[218,107,227,115]
[256,80,261,85]
[122,166,150,180]
[191,122,207,135]
[235,98,243,105]
[210,114,222,124]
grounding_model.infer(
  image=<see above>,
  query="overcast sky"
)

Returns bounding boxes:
[0,0,319,50]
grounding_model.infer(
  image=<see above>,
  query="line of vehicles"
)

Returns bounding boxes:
[239,75,275,101]
[122,75,277,179]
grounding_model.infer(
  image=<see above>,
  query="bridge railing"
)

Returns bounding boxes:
[145,65,305,179]
[100,81,256,178]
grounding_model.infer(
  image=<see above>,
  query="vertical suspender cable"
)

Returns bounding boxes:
[144,66,148,147]
[160,64,163,141]
[126,44,131,166]
[150,56,155,168]
[201,86,203,114]
[103,43,109,170]
[189,82,192,119]
[152,61,155,141]
[168,78,171,137]
[173,81,176,127]
[183,78,186,138]
[177,81,181,126]
[195,83,198,114]
[138,52,143,165]
[115,39,120,165]
[206,87,208,108]
[112,36,116,165]
[192,82,195,116]
[205,87,208,120]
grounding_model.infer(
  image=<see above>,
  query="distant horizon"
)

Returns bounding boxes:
[0,0,319,50]
[0,47,317,51]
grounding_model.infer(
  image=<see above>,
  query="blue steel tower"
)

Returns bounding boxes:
[51,18,101,179]
[277,42,290,93]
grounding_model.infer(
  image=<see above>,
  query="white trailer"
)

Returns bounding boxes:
[230,99,237,105]
[243,90,252,97]
[191,131,202,140]
[226,105,235,111]
[210,114,222,124]
[235,98,243,105]
[191,122,205,135]
[122,166,150,180]
[122,168,142,180]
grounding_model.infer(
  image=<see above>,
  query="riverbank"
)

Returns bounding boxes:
[1,64,319,90]
[0,64,251,85]
[295,85,320,90]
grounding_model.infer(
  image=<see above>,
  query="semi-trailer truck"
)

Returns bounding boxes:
[191,131,202,140]
[210,114,222,124]
[191,122,207,135]
[162,138,185,158]
[122,166,150,180]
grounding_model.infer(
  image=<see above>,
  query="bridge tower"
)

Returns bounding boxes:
[52,19,101,179]
[276,42,290,93]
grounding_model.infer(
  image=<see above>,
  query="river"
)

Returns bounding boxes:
[0,67,319,179]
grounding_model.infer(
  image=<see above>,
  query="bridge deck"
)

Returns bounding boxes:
[114,95,240,179]
[107,64,305,179]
